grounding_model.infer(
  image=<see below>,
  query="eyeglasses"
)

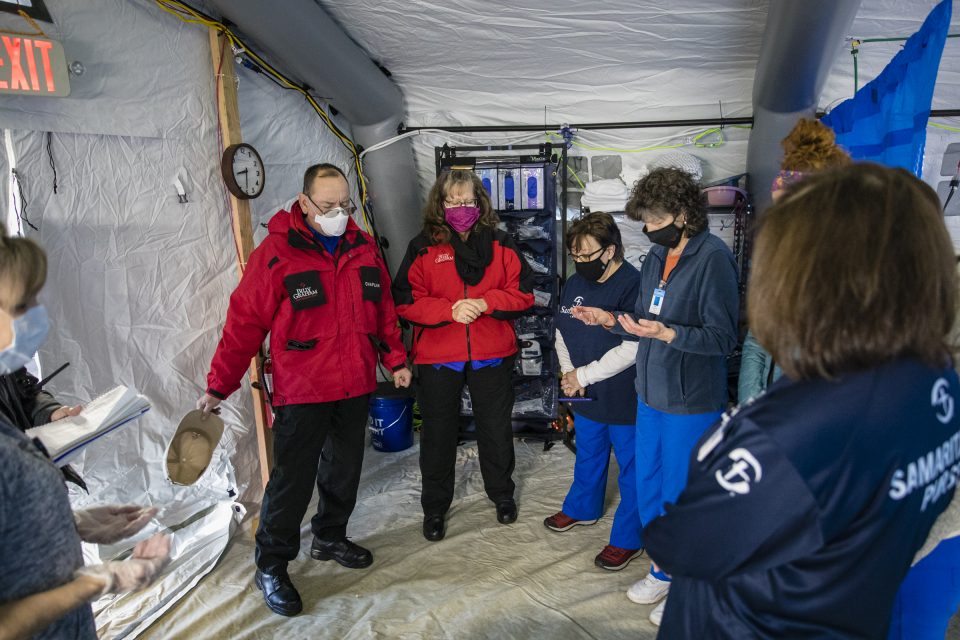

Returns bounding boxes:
[444,199,478,208]
[307,195,357,216]
[569,246,607,263]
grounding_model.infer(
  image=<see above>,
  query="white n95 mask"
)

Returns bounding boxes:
[0,305,50,375]
[315,208,350,237]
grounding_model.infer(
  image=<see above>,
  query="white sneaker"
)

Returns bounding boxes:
[649,598,666,626]
[626,572,671,604]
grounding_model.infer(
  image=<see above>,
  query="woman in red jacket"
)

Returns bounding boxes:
[393,169,534,542]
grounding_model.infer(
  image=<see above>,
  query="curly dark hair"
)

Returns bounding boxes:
[625,167,708,237]
[423,169,499,244]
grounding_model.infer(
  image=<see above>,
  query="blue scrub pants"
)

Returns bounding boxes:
[635,400,722,550]
[561,414,641,549]
[888,535,960,640]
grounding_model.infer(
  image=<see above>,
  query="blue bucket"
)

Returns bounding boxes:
[369,395,414,452]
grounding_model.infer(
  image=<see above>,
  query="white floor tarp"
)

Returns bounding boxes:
[139,436,662,640]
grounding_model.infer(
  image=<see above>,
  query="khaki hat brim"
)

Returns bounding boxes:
[166,409,224,485]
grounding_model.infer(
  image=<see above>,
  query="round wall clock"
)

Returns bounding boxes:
[221,143,265,199]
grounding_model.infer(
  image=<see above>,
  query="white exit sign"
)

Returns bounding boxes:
[0,32,69,96]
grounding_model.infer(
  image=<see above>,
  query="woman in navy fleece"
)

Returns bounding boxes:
[572,167,740,625]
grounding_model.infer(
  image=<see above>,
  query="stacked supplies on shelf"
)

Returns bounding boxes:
[579,178,630,213]
[465,159,559,423]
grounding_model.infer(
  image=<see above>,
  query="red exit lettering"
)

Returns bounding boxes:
[0,35,57,93]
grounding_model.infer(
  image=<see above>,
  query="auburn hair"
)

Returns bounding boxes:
[749,163,956,380]
[780,118,852,172]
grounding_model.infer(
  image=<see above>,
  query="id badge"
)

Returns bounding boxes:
[649,288,665,315]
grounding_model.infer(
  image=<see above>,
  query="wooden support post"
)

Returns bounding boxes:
[210,28,273,491]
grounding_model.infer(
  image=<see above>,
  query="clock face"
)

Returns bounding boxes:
[221,143,265,199]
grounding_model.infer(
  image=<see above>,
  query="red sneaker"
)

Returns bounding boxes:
[594,545,642,571]
[543,511,598,532]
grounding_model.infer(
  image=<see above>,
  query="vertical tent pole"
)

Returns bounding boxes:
[209,28,273,491]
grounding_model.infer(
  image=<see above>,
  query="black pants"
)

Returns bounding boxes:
[417,358,516,516]
[255,396,369,573]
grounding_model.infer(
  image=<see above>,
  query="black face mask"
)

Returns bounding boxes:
[643,219,684,248]
[574,253,609,282]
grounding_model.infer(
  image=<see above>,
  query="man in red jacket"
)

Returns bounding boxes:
[197,164,410,617]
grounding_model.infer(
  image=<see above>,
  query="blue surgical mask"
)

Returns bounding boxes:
[0,305,50,374]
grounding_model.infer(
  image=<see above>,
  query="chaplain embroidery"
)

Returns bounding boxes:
[359,266,383,302]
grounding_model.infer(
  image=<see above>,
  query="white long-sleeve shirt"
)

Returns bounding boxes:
[555,329,638,388]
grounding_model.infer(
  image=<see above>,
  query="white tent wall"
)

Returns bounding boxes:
[0,4,252,636]
[0,0,360,636]
[322,0,960,223]
[0,1,213,138]
[320,1,766,126]
[818,0,960,246]
[235,61,361,244]
[319,0,767,205]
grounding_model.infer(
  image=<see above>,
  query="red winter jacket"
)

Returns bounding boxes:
[206,202,407,406]
[392,229,535,364]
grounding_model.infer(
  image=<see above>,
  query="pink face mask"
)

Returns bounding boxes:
[444,205,481,232]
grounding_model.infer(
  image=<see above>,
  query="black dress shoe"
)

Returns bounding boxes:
[255,569,302,617]
[496,499,518,524]
[423,514,446,541]
[310,537,373,568]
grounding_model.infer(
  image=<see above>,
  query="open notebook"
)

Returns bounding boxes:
[26,385,151,464]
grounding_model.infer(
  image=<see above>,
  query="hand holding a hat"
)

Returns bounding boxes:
[196,393,222,420]
[74,505,158,545]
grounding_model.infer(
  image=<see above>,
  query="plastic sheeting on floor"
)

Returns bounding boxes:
[138,437,662,640]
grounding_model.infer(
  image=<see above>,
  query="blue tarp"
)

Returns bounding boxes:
[822,0,952,177]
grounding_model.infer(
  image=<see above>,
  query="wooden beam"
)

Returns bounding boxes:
[209,27,273,491]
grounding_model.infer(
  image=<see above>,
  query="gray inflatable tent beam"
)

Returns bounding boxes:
[747,0,862,215]
[206,0,422,274]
